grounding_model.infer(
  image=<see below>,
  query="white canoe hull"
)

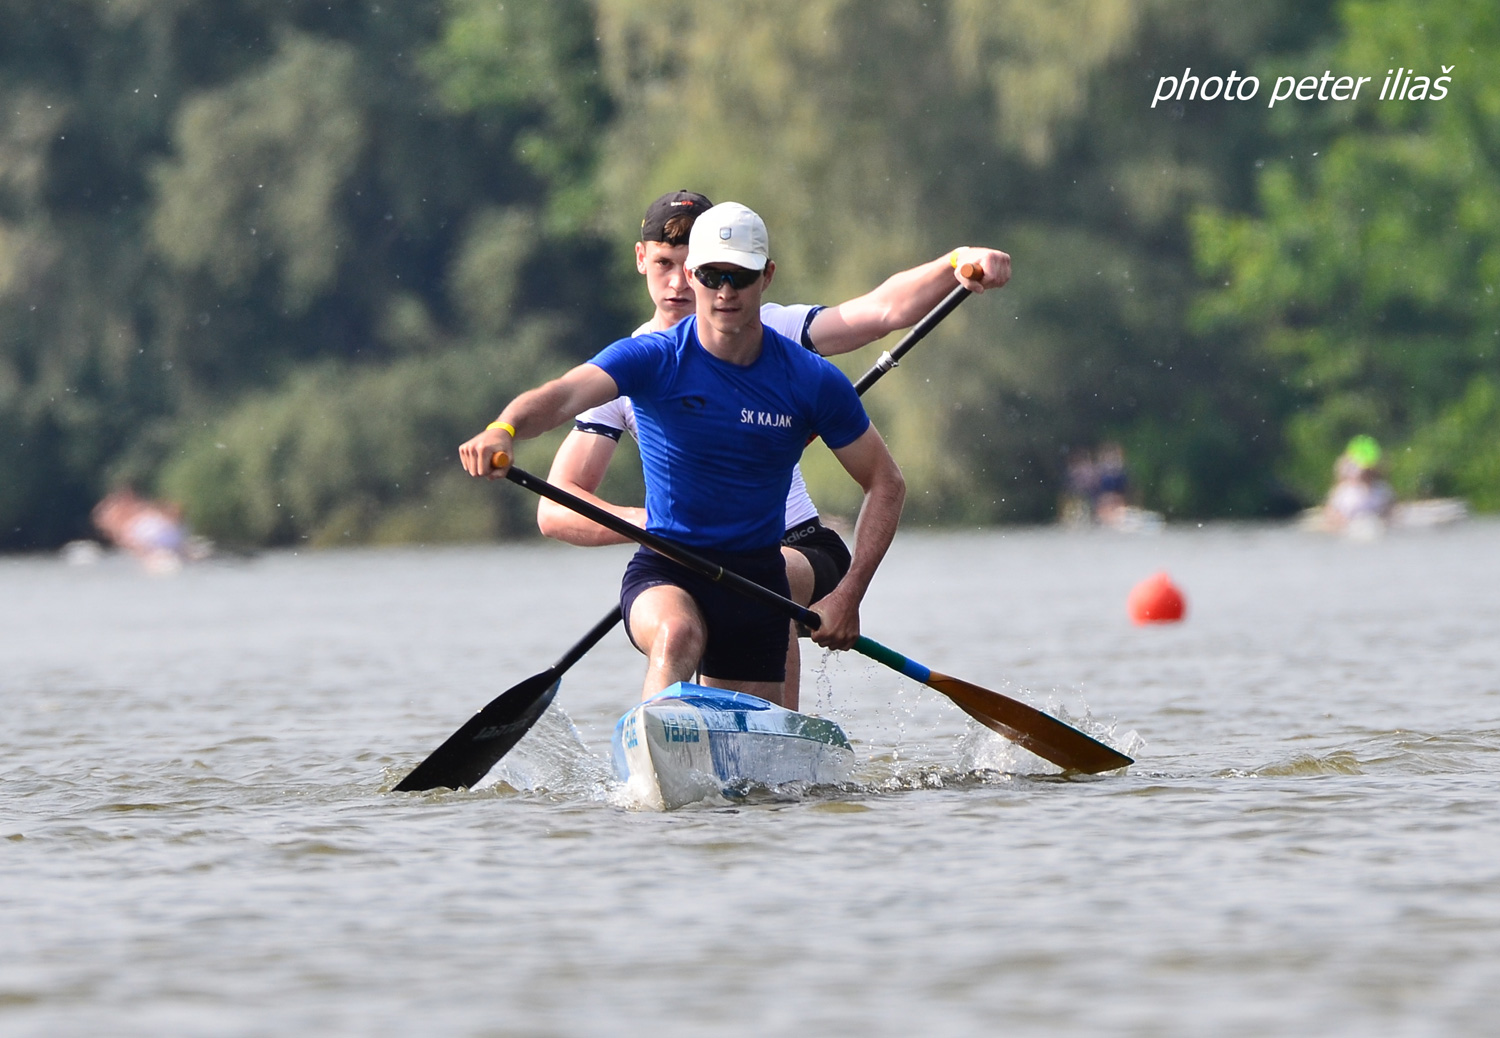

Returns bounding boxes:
[611,683,854,810]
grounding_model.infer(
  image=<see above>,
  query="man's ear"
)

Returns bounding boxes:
[762,260,775,287]
[635,241,648,274]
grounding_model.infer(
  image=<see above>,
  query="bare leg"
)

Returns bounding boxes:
[625,584,707,700]
[628,579,791,707]
[780,546,816,712]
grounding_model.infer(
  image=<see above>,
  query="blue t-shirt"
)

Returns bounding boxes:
[589,316,870,551]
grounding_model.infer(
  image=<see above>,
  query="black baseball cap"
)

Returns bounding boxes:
[640,190,713,243]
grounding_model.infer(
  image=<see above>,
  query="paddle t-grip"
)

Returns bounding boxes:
[958,261,981,280]
[491,450,510,470]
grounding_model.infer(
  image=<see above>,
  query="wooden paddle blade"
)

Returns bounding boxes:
[925,671,1133,775]
[393,670,560,792]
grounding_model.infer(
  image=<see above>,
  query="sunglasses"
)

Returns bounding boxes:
[692,265,762,290]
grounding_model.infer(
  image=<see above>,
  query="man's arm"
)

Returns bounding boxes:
[807,425,906,650]
[538,429,646,545]
[459,363,620,478]
[807,246,1012,356]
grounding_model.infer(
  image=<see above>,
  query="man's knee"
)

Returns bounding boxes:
[629,586,706,660]
[782,546,815,606]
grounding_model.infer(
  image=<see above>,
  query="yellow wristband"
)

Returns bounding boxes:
[949,249,962,269]
[487,419,516,437]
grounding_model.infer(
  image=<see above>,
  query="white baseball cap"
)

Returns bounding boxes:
[685,202,769,272]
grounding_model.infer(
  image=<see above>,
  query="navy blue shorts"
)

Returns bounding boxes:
[620,544,790,683]
[781,518,851,604]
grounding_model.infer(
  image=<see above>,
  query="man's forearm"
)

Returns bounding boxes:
[463,364,619,478]
[812,247,1009,356]
[863,256,962,331]
[499,382,593,441]
[838,472,906,603]
[537,493,645,545]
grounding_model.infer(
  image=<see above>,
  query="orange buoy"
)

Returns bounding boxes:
[1128,572,1185,624]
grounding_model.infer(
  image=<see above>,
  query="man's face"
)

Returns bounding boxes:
[635,241,694,326]
[687,260,775,337]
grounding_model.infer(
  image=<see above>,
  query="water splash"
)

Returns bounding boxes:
[479,704,614,800]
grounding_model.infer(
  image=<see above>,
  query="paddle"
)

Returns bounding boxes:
[851,276,974,395]
[394,272,985,790]
[392,606,622,792]
[495,462,1133,775]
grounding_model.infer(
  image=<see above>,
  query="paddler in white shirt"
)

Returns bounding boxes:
[535,190,1012,707]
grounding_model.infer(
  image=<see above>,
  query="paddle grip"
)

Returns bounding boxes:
[958,261,982,280]
[491,450,510,470]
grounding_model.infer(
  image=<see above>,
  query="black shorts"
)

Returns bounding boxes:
[620,544,791,683]
[781,518,851,604]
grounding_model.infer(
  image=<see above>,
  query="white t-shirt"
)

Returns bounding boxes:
[575,303,826,529]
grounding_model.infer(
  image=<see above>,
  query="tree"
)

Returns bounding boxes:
[589,0,1326,520]
[1192,0,1498,505]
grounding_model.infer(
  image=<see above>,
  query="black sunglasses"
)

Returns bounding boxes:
[692,265,762,290]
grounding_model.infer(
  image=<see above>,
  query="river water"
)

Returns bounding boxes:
[4,521,1499,1036]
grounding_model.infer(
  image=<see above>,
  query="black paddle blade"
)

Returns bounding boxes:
[393,670,561,792]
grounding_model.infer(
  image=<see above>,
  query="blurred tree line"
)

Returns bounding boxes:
[0,0,1488,550]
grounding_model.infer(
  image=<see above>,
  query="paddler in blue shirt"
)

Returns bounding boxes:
[535,189,1011,707]
[459,202,906,707]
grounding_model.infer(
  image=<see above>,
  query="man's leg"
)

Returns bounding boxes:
[625,545,790,707]
[700,672,787,705]
[624,584,707,701]
[780,546,817,711]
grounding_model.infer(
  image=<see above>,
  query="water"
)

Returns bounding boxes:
[4,522,1500,1036]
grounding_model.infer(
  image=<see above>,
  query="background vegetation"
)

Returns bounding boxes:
[0,0,1489,549]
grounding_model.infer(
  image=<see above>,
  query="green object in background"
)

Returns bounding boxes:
[1347,435,1382,469]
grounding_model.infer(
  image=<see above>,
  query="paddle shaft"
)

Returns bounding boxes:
[498,462,822,630]
[851,279,973,395]
[556,605,623,670]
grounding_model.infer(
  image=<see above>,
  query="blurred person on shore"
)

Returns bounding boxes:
[1322,435,1395,532]
[91,487,201,572]
[1059,447,1097,525]
[1092,442,1131,526]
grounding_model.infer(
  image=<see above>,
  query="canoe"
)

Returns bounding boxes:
[611,682,854,809]
[1298,497,1469,536]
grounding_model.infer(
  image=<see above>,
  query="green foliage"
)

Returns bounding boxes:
[3,0,1484,549]
[1394,377,1500,508]
[0,0,626,548]
[1193,0,1499,504]
[150,32,363,312]
[159,328,567,546]
[424,0,610,230]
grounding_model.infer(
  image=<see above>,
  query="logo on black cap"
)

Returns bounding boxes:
[641,190,713,243]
